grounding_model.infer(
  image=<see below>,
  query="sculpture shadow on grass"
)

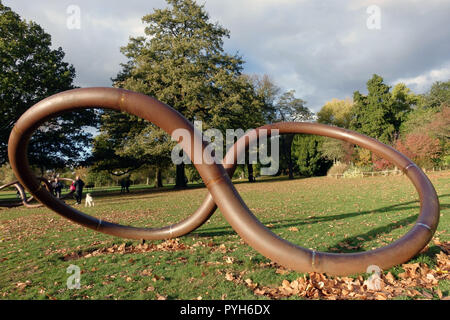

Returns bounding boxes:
[191,194,449,254]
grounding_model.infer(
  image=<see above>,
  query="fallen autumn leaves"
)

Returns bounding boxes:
[226,241,450,300]
[61,238,231,261]
[60,238,450,300]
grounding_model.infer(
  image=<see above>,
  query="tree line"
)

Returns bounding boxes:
[315,76,449,176]
[0,0,448,187]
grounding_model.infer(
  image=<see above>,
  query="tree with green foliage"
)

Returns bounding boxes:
[97,0,263,188]
[317,98,354,166]
[92,112,173,187]
[399,80,449,166]
[276,90,313,179]
[350,75,395,144]
[245,74,280,124]
[85,168,114,188]
[220,75,314,180]
[350,75,416,145]
[420,80,450,110]
[319,138,354,164]
[292,135,332,177]
[0,2,96,172]
[277,90,312,123]
[390,83,419,132]
[400,106,438,136]
[400,80,449,135]
[242,74,279,181]
[317,98,353,129]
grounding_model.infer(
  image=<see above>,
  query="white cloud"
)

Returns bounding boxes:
[3,0,450,112]
[394,64,450,93]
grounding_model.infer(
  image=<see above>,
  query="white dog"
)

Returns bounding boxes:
[85,193,94,207]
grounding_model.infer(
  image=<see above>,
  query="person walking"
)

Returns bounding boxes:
[53,178,63,199]
[120,179,126,193]
[74,176,85,205]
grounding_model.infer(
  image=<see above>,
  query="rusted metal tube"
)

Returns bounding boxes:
[0,181,25,208]
[8,88,440,275]
[0,178,50,208]
[8,88,221,239]
[198,123,440,275]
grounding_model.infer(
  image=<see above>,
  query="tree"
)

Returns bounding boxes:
[427,106,449,144]
[371,153,394,171]
[317,98,354,166]
[400,105,438,136]
[0,2,96,171]
[350,75,415,145]
[350,75,395,144]
[86,169,114,188]
[319,138,354,164]
[292,135,332,177]
[398,81,449,166]
[104,0,263,188]
[116,125,175,187]
[237,77,314,180]
[92,110,174,185]
[245,74,280,123]
[399,105,449,166]
[277,90,312,122]
[317,98,353,128]
[274,90,313,179]
[241,74,278,181]
[390,83,419,131]
[394,133,442,169]
[421,80,450,110]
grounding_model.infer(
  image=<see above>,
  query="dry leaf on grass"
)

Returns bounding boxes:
[225,272,234,282]
[242,250,450,300]
[434,240,450,254]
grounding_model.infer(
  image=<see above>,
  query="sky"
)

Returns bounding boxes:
[4,0,450,113]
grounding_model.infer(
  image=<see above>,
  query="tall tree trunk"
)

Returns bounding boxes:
[247,163,255,182]
[155,167,163,188]
[286,134,294,179]
[175,163,187,189]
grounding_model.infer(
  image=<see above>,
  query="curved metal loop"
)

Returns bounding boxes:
[0,181,25,208]
[9,87,222,240]
[8,87,440,275]
[198,123,440,275]
[0,178,51,208]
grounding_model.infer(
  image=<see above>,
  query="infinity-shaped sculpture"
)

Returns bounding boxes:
[0,177,52,208]
[0,178,75,208]
[7,88,440,275]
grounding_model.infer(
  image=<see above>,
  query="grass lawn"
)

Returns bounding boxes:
[0,171,448,300]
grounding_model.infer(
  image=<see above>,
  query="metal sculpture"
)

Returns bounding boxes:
[7,88,440,275]
[0,177,51,208]
[0,181,27,208]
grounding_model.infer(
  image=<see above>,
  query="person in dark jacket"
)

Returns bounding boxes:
[120,179,126,193]
[53,178,63,199]
[74,176,85,205]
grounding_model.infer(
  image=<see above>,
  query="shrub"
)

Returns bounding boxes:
[394,133,442,169]
[327,162,349,177]
[343,166,363,178]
